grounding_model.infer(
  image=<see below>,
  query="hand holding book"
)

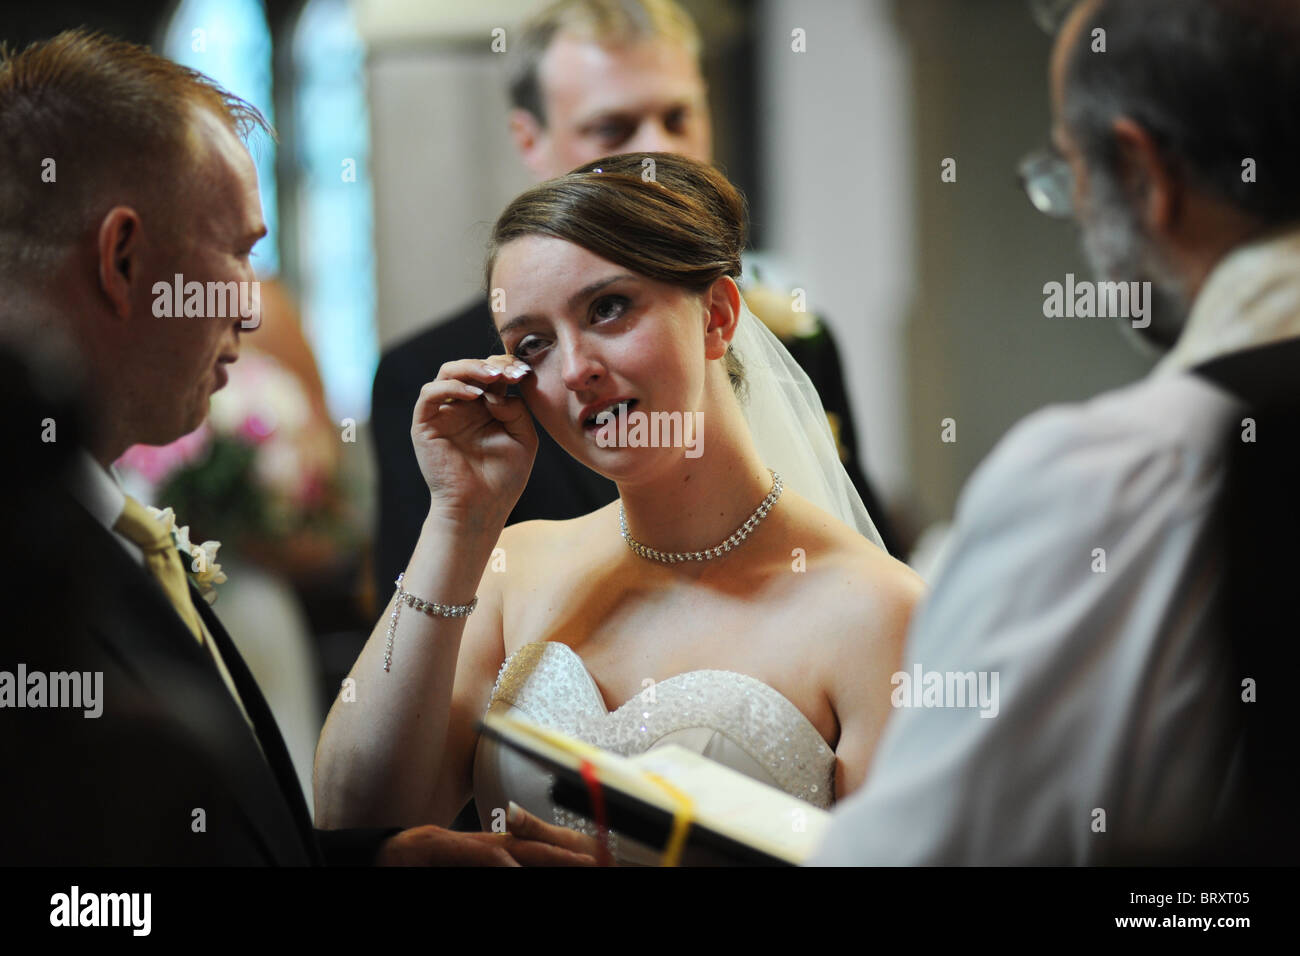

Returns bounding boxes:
[479,712,832,866]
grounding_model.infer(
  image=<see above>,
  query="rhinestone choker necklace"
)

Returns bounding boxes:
[618,468,783,563]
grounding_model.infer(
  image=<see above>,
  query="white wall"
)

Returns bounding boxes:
[758,0,915,501]
[366,50,532,347]
[358,0,538,348]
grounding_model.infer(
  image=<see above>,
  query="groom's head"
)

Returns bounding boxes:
[507,0,713,180]
[1049,0,1300,350]
[0,29,269,464]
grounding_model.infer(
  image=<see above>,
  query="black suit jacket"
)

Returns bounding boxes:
[370,297,901,603]
[1185,337,1300,864]
[0,489,396,865]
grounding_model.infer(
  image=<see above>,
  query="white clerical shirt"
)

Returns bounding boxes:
[810,230,1300,865]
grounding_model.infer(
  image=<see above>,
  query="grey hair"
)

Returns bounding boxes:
[1062,0,1300,228]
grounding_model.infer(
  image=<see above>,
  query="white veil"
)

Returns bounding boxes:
[729,294,887,552]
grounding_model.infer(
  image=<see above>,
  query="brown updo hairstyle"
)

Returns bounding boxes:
[485,152,749,401]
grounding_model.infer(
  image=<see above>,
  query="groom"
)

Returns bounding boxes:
[0,30,590,866]
[810,0,1300,865]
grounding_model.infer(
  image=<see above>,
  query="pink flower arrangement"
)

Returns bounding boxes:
[117,423,212,486]
[115,352,339,531]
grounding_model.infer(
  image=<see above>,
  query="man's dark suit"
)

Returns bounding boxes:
[370,297,900,604]
[1188,337,1300,864]
[0,485,396,866]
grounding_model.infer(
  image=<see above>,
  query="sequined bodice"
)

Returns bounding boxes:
[472,641,836,860]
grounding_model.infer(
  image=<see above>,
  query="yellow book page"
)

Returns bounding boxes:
[629,746,831,864]
[480,712,667,804]
[482,713,831,864]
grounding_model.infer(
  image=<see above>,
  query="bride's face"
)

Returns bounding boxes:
[490,235,734,476]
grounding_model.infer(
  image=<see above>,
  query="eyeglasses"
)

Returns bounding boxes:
[1018,147,1075,218]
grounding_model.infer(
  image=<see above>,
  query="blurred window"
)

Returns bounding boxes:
[164,0,280,275]
[292,0,378,420]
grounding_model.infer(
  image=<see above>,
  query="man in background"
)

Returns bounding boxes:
[371,0,900,614]
[812,0,1300,865]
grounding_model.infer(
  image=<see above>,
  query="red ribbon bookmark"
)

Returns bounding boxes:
[578,759,614,867]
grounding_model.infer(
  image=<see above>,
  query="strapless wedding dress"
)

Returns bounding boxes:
[472,641,835,863]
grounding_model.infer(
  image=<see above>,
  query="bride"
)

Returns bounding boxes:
[314,153,923,862]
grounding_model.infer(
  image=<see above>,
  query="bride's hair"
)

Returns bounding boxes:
[485,152,749,398]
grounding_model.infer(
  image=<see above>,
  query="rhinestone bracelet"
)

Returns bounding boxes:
[382,571,478,673]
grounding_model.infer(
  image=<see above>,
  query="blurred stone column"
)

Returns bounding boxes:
[757,0,916,505]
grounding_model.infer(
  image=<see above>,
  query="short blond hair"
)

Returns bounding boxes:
[0,29,270,273]
[509,0,702,124]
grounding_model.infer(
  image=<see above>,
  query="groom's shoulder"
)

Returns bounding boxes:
[961,372,1242,522]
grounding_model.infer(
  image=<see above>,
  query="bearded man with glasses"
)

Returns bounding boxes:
[810,0,1300,865]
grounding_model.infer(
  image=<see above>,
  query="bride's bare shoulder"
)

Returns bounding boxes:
[492,506,619,656]
[780,490,925,627]
[494,502,619,580]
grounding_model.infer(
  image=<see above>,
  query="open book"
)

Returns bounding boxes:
[477,711,832,866]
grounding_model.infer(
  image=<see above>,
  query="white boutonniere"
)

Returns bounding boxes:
[146,505,229,604]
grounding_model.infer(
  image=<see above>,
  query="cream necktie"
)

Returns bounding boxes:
[114,496,260,742]
[114,495,206,643]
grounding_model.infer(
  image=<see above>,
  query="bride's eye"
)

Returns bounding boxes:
[593,294,630,321]
[514,337,541,359]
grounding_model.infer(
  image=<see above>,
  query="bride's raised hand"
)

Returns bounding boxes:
[412,353,538,529]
